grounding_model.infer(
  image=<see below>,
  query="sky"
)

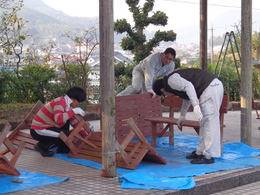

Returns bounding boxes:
[42,0,260,44]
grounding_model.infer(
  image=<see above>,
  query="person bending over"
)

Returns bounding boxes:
[30,86,87,157]
[117,47,176,98]
[153,68,223,164]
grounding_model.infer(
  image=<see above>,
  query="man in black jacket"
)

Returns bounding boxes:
[153,68,224,164]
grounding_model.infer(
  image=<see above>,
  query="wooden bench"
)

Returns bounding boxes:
[0,122,25,176]
[67,118,166,170]
[59,115,98,156]
[115,93,163,140]
[60,94,167,169]
[144,95,229,151]
[82,93,164,139]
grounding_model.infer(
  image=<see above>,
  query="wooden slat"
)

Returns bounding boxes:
[115,93,163,140]
[8,101,43,151]
[59,116,98,156]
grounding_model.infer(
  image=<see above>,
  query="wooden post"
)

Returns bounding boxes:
[99,0,116,177]
[241,0,252,146]
[200,0,207,70]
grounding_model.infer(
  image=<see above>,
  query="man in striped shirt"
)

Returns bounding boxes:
[30,86,87,157]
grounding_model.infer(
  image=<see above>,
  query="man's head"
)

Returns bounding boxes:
[153,79,164,96]
[162,47,176,65]
[66,86,87,106]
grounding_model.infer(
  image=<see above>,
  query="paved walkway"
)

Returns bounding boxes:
[1,110,260,195]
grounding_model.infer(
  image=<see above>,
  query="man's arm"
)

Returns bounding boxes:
[168,73,202,121]
[167,73,199,107]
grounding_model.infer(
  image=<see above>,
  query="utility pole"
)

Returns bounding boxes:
[200,0,207,70]
[240,0,252,146]
[209,25,215,64]
[99,0,116,177]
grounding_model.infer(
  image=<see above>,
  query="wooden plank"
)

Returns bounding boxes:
[8,100,43,140]
[10,139,35,150]
[11,133,37,144]
[7,101,43,151]
[87,104,101,111]
[0,123,12,144]
[119,130,135,149]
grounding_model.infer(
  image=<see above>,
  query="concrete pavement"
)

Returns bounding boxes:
[1,110,260,195]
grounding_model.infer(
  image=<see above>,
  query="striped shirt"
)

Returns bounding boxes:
[31,96,86,135]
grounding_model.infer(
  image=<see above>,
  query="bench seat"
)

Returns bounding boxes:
[144,95,229,152]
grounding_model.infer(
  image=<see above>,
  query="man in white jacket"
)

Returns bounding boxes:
[117,47,176,97]
[153,68,224,164]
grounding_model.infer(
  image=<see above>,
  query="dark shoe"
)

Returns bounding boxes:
[56,147,70,154]
[190,155,214,164]
[34,143,54,157]
[186,151,201,159]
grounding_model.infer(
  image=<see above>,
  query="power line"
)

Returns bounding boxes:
[164,0,260,10]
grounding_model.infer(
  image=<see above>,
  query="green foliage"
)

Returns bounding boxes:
[178,58,254,102]
[114,61,135,94]
[114,19,131,33]
[173,58,181,69]
[252,31,260,58]
[59,63,91,88]
[253,68,260,100]
[0,64,57,103]
[114,0,176,63]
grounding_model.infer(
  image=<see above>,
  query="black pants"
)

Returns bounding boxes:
[30,120,70,151]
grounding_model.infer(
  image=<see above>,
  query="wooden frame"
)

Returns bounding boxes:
[67,118,166,170]
[59,115,97,156]
[0,123,25,176]
[8,100,43,150]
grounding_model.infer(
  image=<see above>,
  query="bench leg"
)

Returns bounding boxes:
[169,124,174,145]
[151,122,157,147]
[220,127,224,154]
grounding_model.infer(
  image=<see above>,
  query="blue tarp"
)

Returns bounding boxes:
[54,133,260,190]
[5,133,259,192]
[118,172,195,190]
[0,170,69,194]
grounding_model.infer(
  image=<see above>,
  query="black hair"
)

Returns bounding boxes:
[66,86,86,103]
[164,47,176,58]
[152,79,164,96]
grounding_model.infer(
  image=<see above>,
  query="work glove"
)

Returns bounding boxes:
[177,115,186,131]
[147,89,156,98]
[193,105,203,121]
[72,107,85,116]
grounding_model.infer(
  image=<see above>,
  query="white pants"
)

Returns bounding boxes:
[196,78,224,158]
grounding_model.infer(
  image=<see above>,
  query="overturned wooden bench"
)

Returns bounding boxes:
[59,94,166,169]
[144,95,229,151]
[0,122,25,176]
[66,118,166,170]
[59,115,97,156]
